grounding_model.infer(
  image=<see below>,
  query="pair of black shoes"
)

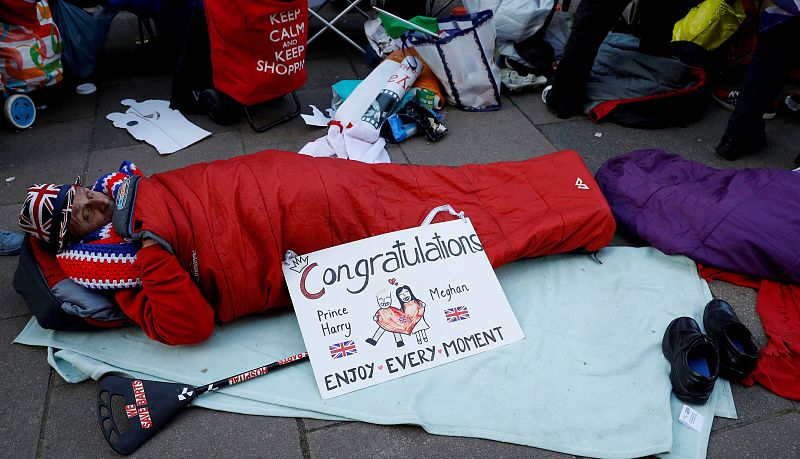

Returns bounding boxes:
[662,299,759,404]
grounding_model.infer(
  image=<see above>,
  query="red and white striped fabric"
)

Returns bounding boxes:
[56,223,142,290]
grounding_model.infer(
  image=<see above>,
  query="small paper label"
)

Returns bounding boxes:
[678,405,705,432]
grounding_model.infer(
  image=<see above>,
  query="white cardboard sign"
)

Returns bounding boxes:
[282,218,525,399]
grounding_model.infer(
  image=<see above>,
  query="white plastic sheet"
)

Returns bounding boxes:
[298,120,390,164]
[106,99,211,155]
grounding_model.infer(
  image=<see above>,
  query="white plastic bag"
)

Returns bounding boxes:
[463,0,555,42]
[408,10,501,111]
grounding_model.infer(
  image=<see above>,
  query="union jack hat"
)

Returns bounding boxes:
[19,177,82,252]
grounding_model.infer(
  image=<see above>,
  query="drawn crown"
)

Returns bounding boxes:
[288,255,309,273]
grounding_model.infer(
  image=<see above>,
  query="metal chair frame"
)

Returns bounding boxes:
[307,0,369,54]
[242,91,301,132]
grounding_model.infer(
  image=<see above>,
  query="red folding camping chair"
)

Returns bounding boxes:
[202,0,307,132]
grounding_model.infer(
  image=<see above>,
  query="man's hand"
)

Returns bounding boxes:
[141,238,158,248]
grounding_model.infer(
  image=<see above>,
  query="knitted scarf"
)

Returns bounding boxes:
[56,162,144,290]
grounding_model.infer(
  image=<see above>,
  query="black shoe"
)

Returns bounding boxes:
[396,340,404,348]
[715,132,766,161]
[541,85,576,119]
[703,299,759,382]
[366,338,378,346]
[662,317,719,404]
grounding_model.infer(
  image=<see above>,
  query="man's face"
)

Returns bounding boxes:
[377,293,392,309]
[68,187,113,241]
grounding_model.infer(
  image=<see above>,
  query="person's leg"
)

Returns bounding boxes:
[394,333,405,347]
[366,328,385,345]
[544,0,631,117]
[717,19,800,160]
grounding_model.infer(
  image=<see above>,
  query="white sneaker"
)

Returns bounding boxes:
[541,84,552,104]
[785,92,800,112]
[500,68,547,91]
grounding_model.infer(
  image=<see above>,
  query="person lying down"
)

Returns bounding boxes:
[18,150,615,345]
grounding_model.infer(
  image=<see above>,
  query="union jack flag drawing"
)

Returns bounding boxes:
[329,340,357,359]
[444,306,470,323]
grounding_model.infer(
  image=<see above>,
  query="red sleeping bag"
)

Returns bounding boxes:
[125,150,615,326]
[23,150,615,344]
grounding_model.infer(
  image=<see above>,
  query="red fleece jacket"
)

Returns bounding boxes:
[115,244,215,345]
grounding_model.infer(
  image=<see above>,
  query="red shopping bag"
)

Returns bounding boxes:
[204,0,307,106]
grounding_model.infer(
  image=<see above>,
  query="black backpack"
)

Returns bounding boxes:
[13,238,94,331]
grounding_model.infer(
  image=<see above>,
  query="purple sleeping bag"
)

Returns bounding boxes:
[596,149,800,283]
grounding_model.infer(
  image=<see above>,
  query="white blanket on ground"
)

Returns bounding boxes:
[15,247,735,458]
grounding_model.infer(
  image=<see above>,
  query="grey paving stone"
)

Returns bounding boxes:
[0,203,27,319]
[507,90,578,126]
[307,422,575,459]
[386,144,411,164]
[186,110,243,137]
[708,412,800,459]
[401,97,557,166]
[712,383,795,431]
[241,88,332,155]
[304,55,360,91]
[609,233,642,248]
[93,75,174,152]
[0,253,27,320]
[0,316,50,459]
[0,118,92,206]
[34,89,99,126]
[303,418,347,431]
[347,50,373,79]
[242,115,326,155]
[0,202,20,229]
[537,105,800,173]
[87,130,244,177]
[41,380,115,458]
[685,108,799,170]
[42,380,304,458]
[131,410,303,459]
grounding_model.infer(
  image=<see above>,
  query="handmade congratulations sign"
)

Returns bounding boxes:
[282,218,525,399]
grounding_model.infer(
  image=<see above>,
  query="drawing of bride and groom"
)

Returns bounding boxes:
[366,283,429,348]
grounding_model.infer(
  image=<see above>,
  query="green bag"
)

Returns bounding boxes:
[672,0,746,51]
